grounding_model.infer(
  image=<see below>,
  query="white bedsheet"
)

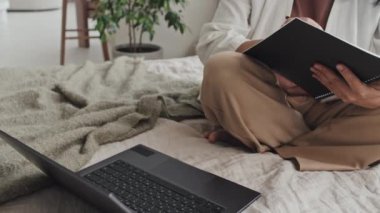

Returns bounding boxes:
[1,118,379,213]
[87,118,380,213]
[1,57,379,213]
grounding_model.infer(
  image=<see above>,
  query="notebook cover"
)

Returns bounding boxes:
[244,19,380,100]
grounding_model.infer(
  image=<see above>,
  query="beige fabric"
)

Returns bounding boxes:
[201,51,380,171]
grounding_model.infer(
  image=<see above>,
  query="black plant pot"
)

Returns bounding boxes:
[113,43,163,60]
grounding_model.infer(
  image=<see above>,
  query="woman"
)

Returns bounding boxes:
[196,0,380,171]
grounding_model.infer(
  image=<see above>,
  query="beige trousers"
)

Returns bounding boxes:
[201,51,380,171]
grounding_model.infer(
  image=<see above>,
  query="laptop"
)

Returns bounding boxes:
[0,130,260,213]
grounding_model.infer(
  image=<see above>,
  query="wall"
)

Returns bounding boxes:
[114,0,219,59]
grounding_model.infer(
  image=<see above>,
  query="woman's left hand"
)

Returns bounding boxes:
[311,63,380,109]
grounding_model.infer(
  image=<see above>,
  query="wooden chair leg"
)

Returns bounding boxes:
[101,41,110,61]
[60,0,68,65]
[75,0,90,48]
[60,0,109,64]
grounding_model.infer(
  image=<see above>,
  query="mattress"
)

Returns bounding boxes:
[1,57,379,213]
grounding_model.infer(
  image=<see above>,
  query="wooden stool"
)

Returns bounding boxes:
[60,0,110,65]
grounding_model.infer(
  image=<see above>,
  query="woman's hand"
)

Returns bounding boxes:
[311,63,380,109]
[283,17,323,30]
[274,73,309,96]
[236,40,263,53]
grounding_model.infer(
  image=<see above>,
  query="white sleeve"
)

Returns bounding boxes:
[196,0,252,64]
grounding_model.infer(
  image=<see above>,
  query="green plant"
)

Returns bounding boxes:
[94,0,187,53]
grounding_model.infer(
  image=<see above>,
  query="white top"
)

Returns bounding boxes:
[196,0,380,64]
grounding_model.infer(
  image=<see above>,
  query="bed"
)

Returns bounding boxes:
[0,56,379,213]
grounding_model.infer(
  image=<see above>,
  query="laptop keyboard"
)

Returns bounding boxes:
[84,160,224,213]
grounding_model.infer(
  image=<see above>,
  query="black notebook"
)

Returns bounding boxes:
[244,18,380,100]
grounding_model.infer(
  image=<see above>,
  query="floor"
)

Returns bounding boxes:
[0,3,104,68]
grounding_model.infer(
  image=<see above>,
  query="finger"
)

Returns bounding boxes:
[276,73,297,88]
[312,64,350,93]
[311,71,337,94]
[282,17,295,26]
[312,72,348,100]
[298,17,323,30]
[311,66,352,100]
[313,64,337,79]
[369,81,380,90]
[313,64,350,90]
[312,72,361,103]
[311,70,335,92]
[312,64,376,104]
[336,64,366,91]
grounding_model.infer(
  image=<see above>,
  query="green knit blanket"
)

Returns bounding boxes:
[0,57,203,203]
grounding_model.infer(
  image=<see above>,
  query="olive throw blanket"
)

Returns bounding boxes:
[0,57,203,203]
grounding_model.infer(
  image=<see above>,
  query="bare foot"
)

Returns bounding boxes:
[204,129,243,146]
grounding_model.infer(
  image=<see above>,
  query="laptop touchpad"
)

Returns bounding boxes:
[150,160,213,191]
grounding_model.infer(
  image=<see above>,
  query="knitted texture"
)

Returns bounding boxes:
[0,57,203,203]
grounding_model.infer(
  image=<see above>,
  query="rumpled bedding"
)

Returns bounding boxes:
[0,56,203,203]
[1,56,379,213]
